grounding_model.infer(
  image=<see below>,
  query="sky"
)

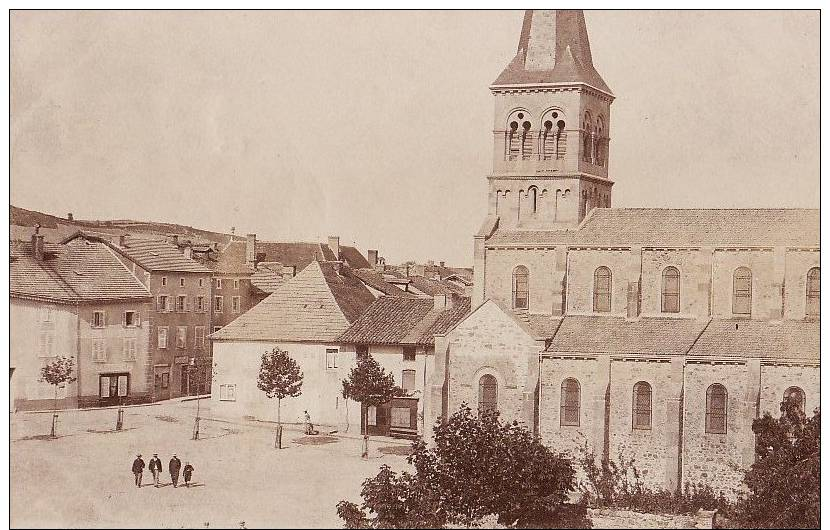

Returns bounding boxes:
[11,10,819,266]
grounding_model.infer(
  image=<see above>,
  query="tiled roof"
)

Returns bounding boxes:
[407,276,466,297]
[546,316,710,355]
[111,235,211,273]
[351,269,415,297]
[254,241,369,272]
[208,240,253,275]
[487,209,820,248]
[338,296,472,346]
[688,319,819,361]
[250,268,286,294]
[211,262,375,343]
[10,240,151,303]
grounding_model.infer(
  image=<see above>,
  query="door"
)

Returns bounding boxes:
[154,367,170,401]
[389,397,419,439]
[362,403,390,437]
[100,374,129,406]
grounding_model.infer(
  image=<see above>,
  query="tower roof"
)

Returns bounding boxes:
[492,10,611,94]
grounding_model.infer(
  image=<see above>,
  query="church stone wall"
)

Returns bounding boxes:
[484,247,559,315]
[445,302,537,427]
[607,358,675,492]
[566,249,630,316]
[640,249,711,318]
[711,249,778,319]
[783,249,820,320]
[759,363,820,417]
[681,361,753,500]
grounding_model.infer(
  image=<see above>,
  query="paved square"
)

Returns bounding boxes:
[11,400,410,528]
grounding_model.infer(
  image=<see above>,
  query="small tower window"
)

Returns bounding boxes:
[507,121,520,160]
[732,267,752,316]
[582,112,593,163]
[593,266,612,312]
[512,265,529,310]
[806,267,820,318]
[528,186,538,214]
[662,267,681,313]
[594,116,605,166]
[521,120,532,160]
[541,111,567,161]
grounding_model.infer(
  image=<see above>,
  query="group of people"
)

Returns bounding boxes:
[131,453,194,489]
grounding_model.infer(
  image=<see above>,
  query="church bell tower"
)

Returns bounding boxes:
[486,10,614,230]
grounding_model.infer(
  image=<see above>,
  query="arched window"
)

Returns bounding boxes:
[507,121,520,160]
[512,265,529,310]
[594,116,605,166]
[593,266,612,312]
[560,378,581,426]
[662,267,681,313]
[582,112,593,163]
[521,120,532,160]
[705,384,728,434]
[732,267,752,316]
[528,186,538,214]
[783,386,806,413]
[632,381,652,430]
[541,112,567,161]
[806,267,820,318]
[478,374,498,415]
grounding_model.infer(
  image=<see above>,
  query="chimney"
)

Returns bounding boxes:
[230,226,236,235]
[184,246,193,260]
[118,234,126,248]
[439,261,445,268]
[31,225,45,261]
[168,234,179,247]
[66,213,73,222]
[246,233,257,265]
[367,249,378,268]
[328,236,340,260]
[433,293,448,311]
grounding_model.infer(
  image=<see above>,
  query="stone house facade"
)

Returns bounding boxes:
[434,9,820,500]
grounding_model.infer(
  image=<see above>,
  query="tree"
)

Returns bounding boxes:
[728,399,819,528]
[337,404,586,528]
[341,354,400,458]
[257,347,303,449]
[39,355,77,438]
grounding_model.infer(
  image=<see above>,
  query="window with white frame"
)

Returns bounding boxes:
[199,278,204,288]
[326,348,338,369]
[196,296,205,312]
[40,306,54,323]
[38,332,54,358]
[214,296,223,313]
[161,276,167,287]
[123,338,137,361]
[92,339,107,362]
[367,405,377,426]
[124,310,140,327]
[176,326,187,349]
[180,278,185,287]
[158,295,170,312]
[92,311,105,328]
[176,295,187,313]
[402,369,416,392]
[219,384,237,401]
[158,327,168,349]
[215,278,223,289]
[232,296,241,313]
[100,374,128,398]
[233,279,240,289]
[195,326,205,350]
[403,346,416,362]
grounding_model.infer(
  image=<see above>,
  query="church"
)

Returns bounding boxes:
[430,10,819,499]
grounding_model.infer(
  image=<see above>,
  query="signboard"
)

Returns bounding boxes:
[174,355,189,364]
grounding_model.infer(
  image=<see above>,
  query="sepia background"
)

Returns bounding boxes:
[10,10,820,265]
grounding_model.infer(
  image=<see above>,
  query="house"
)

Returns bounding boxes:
[337,294,470,439]
[209,261,379,429]
[434,9,820,500]
[64,232,214,400]
[11,229,153,410]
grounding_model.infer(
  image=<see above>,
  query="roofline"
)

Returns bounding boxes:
[11,293,152,304]
[489,81,614,100]
[88,234,212,273]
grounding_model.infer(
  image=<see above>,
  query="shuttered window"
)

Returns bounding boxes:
[661,267,681,313]
[560,378,581,426]
[632,382,652,430]
[478,374,498,415]
[512,266,529,310]
[593,267,612,312]
[732,267,752,316]
[806,268,820,317]
[705,384,728,434]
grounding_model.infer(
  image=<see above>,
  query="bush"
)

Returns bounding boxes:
[725,402,819,529]
[337,403,587,528]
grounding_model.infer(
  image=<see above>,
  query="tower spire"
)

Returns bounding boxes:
[493,10,611,94]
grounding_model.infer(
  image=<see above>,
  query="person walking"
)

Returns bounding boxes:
[148,453,163,488]
[183,462,194,487]
[304,410,312,435]
[169,454,182,488]
[131,454,145,488]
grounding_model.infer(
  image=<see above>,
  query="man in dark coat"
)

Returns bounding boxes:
[169,454,182,488]
[132,454,145,488]
[148,453,163,488]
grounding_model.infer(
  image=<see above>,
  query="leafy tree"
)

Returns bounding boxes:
[39,355,77,438]
[728,400,819,528]
[337,404,586,528]
[257,347,303,449]
[341,354,401,458]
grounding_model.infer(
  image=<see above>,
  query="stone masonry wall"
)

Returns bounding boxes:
[759,363,820,417]
[711,249,777,319]
[483,248,559,315]
[783,249,820,320]
[640,249,710,318]
[566,249,630,316]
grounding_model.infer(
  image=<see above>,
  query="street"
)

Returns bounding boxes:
[11,399,411,528]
